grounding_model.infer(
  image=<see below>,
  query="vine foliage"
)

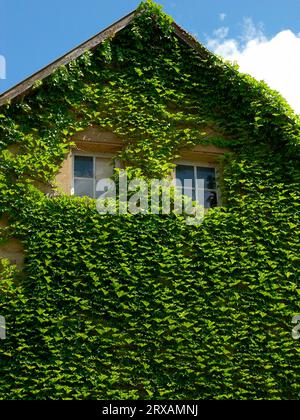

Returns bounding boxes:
[0,1,299,399]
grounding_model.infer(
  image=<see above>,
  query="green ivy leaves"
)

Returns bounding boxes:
[0,0,299,400]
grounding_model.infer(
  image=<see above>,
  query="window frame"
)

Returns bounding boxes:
[72,152,115,198]
[71,154,220,206]
[174,160,220,208]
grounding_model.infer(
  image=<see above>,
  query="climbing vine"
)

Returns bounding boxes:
[0,0,299,400]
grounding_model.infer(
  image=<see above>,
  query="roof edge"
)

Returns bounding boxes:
[0,10,137,106]
[0,10,212,107]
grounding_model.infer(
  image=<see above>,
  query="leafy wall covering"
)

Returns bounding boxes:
[0,1,299,399]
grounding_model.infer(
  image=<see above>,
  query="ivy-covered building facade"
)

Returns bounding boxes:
[0,1,299,399]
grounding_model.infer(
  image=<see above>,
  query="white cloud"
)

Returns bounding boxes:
[219,13,226,22]
[206,18,300,115]
[238,17,266,44]
[212,26,229,40]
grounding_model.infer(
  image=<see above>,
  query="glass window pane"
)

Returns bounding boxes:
[196,167,216,190]
[74,179,94,198]
[205,190,218,208]
[182,188,196,202]
[95,158,113,180]
[176,165,195,189]
[74,156,93,178]
[196,190,218,208]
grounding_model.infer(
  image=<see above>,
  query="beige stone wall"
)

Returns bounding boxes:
[72,127,123,152]
[179,144,229,163]
[55,152,72,195]
[0,239,24,269]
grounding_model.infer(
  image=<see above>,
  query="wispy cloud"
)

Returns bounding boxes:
[219,13,226,22]
[238,17,266,44]
[206,18,300,114]
[213,26,229,40]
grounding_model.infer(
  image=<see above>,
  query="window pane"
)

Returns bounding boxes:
[95,158,113,180]
[204,190,218,208]
[74,156,93,178]
[196,167,216,190]
[184,188,196,202]
[176,165,195,189]
[178,187,196,202]
[74,179,94,198]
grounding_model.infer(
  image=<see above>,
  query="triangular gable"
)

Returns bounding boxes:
[0,8,211,107]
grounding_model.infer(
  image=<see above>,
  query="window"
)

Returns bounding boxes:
[73,155,114,198]
[176,164,218,208]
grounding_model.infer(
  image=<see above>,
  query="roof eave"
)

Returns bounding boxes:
[0,11,212,107]
[0,10,137,106]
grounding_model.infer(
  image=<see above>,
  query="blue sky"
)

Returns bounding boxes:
[1,0,300,113]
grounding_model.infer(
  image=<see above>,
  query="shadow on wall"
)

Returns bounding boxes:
[0,215,24,269]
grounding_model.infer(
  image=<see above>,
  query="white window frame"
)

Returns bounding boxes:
[174,160,220,207]
[71,152,115,198]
